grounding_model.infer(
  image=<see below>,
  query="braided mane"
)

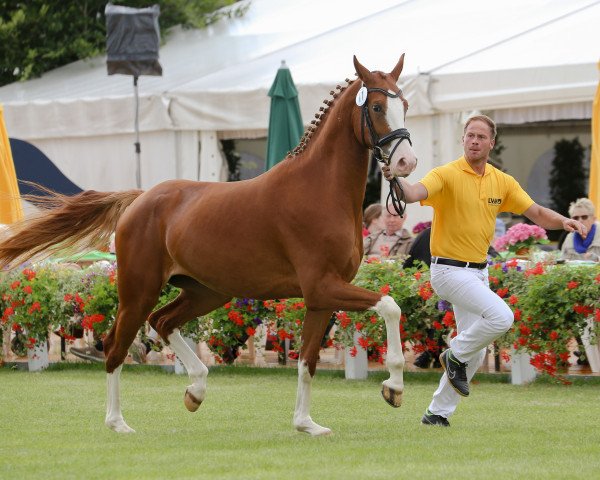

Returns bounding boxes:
[288,76,357,158]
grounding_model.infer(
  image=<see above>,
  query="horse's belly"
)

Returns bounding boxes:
[172,246,301,299]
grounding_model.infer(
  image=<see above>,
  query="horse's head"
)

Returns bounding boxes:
[352,55,417,178]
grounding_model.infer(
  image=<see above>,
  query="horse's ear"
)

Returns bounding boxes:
[390,53,405,81]
[353,55,372,82]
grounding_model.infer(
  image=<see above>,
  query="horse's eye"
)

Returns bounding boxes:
[372,104,382,113]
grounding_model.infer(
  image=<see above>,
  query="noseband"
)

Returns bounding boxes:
[358,86,411,217]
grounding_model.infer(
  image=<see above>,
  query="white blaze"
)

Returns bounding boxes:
[385,94,417,177]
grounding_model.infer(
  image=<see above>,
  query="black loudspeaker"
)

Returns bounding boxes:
[105,3,162,77]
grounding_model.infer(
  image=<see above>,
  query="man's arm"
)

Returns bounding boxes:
[382,165,428,203]
[523,203,587,238]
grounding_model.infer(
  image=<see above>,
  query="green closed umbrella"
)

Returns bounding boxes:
[51,250,116,264]
[266,61,304,170]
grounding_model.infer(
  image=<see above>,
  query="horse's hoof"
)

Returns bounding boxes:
[381,384,403,408]
[105,418,136,434]
[184,389,202,412]
[294,421,332,436]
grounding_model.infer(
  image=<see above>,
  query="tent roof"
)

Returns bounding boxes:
[1,0,598,138]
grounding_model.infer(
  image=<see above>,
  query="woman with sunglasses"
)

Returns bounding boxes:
[561,198,600,262]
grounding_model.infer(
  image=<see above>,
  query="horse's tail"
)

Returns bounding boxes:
[0,186,143,269]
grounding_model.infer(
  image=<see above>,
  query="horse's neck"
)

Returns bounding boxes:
[293,95,369,211]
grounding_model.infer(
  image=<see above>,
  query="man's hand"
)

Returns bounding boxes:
[381,164,394,181]
[563,218,587,238]
[379,167,428,203]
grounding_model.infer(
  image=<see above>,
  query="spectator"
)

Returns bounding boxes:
[403,226,432,269]
[363,209,413,257]
[560,198,600,262]
[71,324,161,364]
[362,203,384,237]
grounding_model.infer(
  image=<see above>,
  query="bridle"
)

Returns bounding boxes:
[358,85,411,217]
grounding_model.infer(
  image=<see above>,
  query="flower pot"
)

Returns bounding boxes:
[514,247,530,257]
[174,336,198,374]
[581,317,600,373]
[510,349,536,385]
[27,340,49,372]
[2,326,10,362]
[344,332,368,380]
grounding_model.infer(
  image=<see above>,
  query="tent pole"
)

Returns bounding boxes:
[133,75,141,188]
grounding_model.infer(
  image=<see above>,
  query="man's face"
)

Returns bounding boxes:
[462,120,495,163]
[383,211,406,233]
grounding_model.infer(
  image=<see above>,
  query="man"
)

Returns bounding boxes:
[383,114,586,427]
[363,208,413,257]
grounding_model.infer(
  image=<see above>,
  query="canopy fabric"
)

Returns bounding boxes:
[1,0,597,138]
[0,0,597,199]
[590,62,600,212]
[0,104,23,224]
[266,63,303,170]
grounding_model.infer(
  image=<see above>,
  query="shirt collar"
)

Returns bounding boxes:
[458,156,490,177]
[383,228,407,238]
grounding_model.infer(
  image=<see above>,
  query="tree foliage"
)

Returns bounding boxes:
[489,130,506,170]
[548,137,588,217]
[0,0,245,87]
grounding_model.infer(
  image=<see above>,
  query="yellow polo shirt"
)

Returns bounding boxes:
[419,156,534,263]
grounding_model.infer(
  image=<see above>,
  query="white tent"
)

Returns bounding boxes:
[1,0,598,225]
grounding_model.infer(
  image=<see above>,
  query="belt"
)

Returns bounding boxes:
[431,256,488,270]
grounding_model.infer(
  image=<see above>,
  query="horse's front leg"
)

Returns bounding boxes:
[372,295,405,407]
[167,329,209,412]
[105,365,135,433]
[293,309,333,436]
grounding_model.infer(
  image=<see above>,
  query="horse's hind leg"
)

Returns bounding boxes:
[148,280,230,413]
[293,309,333,436]
[105,364,130,433]
[103,261,163,433]
[104,295,160,433]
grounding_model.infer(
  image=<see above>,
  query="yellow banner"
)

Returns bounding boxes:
[590,62,600,213]
[0,104,23,223]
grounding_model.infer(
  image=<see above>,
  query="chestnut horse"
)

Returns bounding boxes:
[0,55,417,436]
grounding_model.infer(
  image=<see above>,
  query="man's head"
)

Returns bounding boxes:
[568,198,596,233]
[382,208,406,234]
[462,114,496,163]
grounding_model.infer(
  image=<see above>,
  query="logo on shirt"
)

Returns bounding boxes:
[488,197,502,205]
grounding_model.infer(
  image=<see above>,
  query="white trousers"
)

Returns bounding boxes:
[427,263,514,418]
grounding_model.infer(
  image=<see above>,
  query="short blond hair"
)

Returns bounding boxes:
[464,114,497,139]
[568,198,596,217]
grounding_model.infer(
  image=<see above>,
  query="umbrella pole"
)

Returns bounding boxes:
[133,75,141,188]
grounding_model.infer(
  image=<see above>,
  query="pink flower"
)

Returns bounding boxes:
[493,223,548,252]
[412,221,431,235]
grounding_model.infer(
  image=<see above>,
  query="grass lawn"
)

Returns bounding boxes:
[1,364,599,480]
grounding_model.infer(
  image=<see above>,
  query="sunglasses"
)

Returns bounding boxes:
[572,215,589,221]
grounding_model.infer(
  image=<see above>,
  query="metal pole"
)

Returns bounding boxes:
[133,75,141,188]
